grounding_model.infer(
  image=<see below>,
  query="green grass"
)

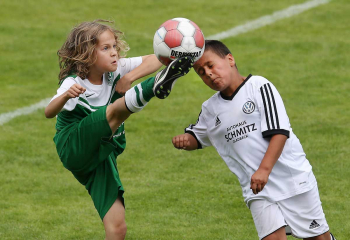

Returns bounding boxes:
[1,0,349,239]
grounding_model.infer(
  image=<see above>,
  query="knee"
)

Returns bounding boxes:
[105,220,127,239]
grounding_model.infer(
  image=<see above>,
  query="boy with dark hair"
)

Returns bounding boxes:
[172,40,336,240]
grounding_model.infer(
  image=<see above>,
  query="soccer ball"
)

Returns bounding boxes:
[153,17,205,66]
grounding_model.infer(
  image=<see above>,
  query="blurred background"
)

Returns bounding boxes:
[0,0,349,239]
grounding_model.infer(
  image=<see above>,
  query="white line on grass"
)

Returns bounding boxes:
[0,0,330,126]
[207,0,330,40]
[0,98,51,125]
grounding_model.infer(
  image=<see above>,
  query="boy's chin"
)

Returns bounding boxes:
[110,66,118,72]
[105,64,118,72]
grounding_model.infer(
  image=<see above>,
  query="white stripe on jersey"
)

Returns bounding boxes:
[260,83,280,130]
[77,98,98,112]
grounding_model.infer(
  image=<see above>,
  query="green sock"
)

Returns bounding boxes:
[140,77,155,102]
[124,77,155,113]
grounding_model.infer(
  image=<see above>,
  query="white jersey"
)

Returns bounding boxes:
[51,57,142,112]
[185,75,317,205]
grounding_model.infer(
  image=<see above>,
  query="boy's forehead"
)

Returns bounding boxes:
[98,30,116,43]
[194,51,213,68]
[193,61,203,70]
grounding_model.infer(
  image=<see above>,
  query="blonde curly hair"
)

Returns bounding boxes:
[57,19,129,83]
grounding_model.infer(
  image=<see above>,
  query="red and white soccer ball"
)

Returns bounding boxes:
[153,17,205,66]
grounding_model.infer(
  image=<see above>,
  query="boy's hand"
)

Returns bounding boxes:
[65,84,86,99]
[250,168,270,194]
[115,76,132,96]
[172,134,191,150]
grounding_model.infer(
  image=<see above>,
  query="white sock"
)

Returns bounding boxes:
[330,233,336,240]
[124,83,149,113]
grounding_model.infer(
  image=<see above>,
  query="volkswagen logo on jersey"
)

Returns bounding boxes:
[242,101,255,114]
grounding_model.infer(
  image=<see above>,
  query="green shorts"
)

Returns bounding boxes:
[54,106,124,220]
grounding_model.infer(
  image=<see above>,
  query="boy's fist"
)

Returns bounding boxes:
[172,134,191,150]
[65,84,86,99]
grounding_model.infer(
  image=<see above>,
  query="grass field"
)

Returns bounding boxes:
[0,0,349,239]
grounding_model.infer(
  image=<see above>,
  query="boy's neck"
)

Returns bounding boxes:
[87,72,103,85]
[221,73,245,97]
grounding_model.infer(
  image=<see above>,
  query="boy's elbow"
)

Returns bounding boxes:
[44,112,52,118]
[44,109,55,118]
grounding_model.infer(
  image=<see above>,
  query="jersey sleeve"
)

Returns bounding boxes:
[184,109,212,149]
[50,77,78,111]
[255,81,290,138]
[117,57,143,77]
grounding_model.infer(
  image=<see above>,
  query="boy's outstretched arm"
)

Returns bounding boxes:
[116,54,163,95]
[172,133,198,151]
[250,134,288,194]
[45,84,86,118]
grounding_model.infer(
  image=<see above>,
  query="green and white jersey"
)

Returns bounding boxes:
[51,57,142,154]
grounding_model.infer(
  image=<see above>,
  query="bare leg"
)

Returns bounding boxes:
[103,197,127,240]
[106,96,132,133]
[305,231,331,240]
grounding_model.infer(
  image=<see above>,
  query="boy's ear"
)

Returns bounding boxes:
[226,53,236,67]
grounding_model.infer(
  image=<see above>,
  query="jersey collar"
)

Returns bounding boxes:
[220,74,252,100]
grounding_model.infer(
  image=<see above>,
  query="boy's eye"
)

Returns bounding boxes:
[113,44,117,49]
[103,46,108,50]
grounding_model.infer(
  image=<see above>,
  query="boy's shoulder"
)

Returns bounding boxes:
[247,75,271,88]
[201,92,221,112]
[203,91,220,102]
[59,75,80,87]
[102,56,143,81]
[115,56,143,74]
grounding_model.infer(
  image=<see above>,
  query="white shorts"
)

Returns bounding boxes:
[249,185,329,239]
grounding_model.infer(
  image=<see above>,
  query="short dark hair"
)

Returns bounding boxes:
[204,40,231,58]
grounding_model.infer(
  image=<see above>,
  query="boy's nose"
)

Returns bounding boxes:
[111,49,118,56]
[204,68,211,76]
[205,70,213,79]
